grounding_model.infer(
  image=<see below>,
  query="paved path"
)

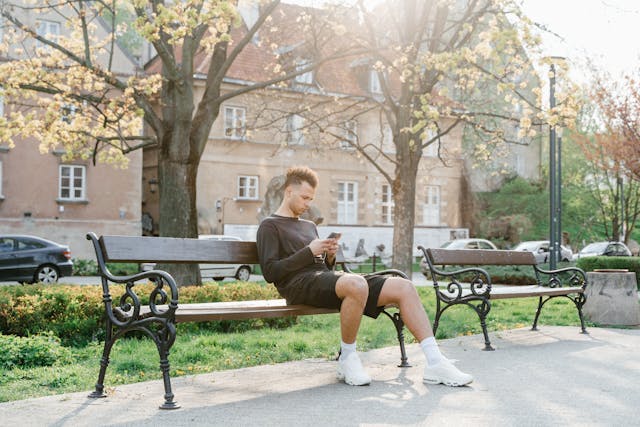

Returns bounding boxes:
[1,326,638,426]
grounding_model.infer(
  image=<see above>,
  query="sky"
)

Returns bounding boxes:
[285,0,640,83]
[520,0,640,81]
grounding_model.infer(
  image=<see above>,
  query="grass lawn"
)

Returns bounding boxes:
[0,287,590,403]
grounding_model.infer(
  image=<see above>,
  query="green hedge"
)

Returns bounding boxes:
[0,281,286,346]
[576,256,640,289]
[72,258,140,276]
[0,332,72,369]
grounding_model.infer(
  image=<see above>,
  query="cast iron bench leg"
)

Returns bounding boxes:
[88,321,115,399]
[382,310,410,367]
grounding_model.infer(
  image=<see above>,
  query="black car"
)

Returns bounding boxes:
[0,235,73,283]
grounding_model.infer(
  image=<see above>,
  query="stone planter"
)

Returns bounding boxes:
[584,270,640,326]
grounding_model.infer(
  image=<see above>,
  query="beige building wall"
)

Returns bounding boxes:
[0,139,142,259]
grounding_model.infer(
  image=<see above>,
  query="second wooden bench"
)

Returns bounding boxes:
[419,246,588,351]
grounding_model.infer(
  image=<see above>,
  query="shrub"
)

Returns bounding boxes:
[576,256,640,289]
[0,281,287,345]
[71,258,98,276]
[71,259,140,276]
[0,332,73,369]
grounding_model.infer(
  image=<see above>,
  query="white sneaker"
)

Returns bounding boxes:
[337,352,371,386]
[423,358,473,387]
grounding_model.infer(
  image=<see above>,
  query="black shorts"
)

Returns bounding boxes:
[277,271,387,319]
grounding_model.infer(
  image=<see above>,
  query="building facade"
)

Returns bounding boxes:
[0,7,142,259]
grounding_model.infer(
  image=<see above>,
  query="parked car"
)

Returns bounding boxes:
[572,241,632,260]
[0,235,73,284]
[420,238,497,274]
[141,235,252,281]
[440,238,498,250]
[512,240,573,263]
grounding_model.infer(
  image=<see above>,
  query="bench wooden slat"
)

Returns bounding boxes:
[490,285,584,299]
[427,248,536,266]
[99,235,260,264]
[138,300,400,322]
[439,285,584,301]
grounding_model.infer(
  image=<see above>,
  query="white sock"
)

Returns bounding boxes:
[340,340,356,361]
[420,336,443,366]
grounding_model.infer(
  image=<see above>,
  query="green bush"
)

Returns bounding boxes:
[71,259,140,276]
[576,256,640,289]
[71,258,98,276]
[0,281,286,345]
[0,332,73,369]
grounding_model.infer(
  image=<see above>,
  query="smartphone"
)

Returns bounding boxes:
[327,232,342,239]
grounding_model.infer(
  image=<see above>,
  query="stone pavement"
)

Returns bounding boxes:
[1,326,639,426]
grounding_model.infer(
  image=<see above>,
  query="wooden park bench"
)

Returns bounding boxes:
[418,246,588,351]
[86,232,410,410]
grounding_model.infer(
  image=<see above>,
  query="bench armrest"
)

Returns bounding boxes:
[87,232,179,326]
[418,246,491,299]
[534,265,587,289]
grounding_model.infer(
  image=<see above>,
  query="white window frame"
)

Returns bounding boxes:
[286,114,305,145]
[59,165,86,201]
[380,183,394,225]
[0,95,4,118]
[224,106,246,140]
[337,181,358,224]
[0,160,3,198]
[423,128,438,157]
[237,175,259,200]
[369,69,382,94]
[295,59,313,85]
[340,120,357,150]
[36,20,60,50]
[61,103,78,124]
[422,185,440,226]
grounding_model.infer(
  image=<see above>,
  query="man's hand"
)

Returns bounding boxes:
[309,238,339,256]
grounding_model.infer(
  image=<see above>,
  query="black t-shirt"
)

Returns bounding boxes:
[256,214,330,288]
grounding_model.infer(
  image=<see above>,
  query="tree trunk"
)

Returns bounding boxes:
[391,128,421,275]
[157,132,201,286]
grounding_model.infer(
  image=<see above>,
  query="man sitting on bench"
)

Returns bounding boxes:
[256,166,472,387]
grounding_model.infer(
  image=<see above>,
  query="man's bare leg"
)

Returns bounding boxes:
[378,277,473,386]
[334,274,371,385]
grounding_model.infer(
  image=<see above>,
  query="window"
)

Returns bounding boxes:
[337,181,358,224]
[295,59,313,85]
[0,95,4,117]
[0,161,3,198]
[61,104,78,124]
[237,175,259,200]
[286,114,305,145]
[422,185,440,226]
[36,20,60,50]
[423,128,438,157]
[369,69,382,94]
[59,165,86,201]
[340,120,357,150]
[224,106,246,140]
[380,184,394,225]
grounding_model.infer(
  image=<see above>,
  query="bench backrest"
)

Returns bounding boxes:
[426,248,537,266]
[94,234,347,265]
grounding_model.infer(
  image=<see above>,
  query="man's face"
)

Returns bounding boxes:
[286,181,316,217]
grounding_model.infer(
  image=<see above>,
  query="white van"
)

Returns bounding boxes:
[198,235,253,281]
[141,235,253,281]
